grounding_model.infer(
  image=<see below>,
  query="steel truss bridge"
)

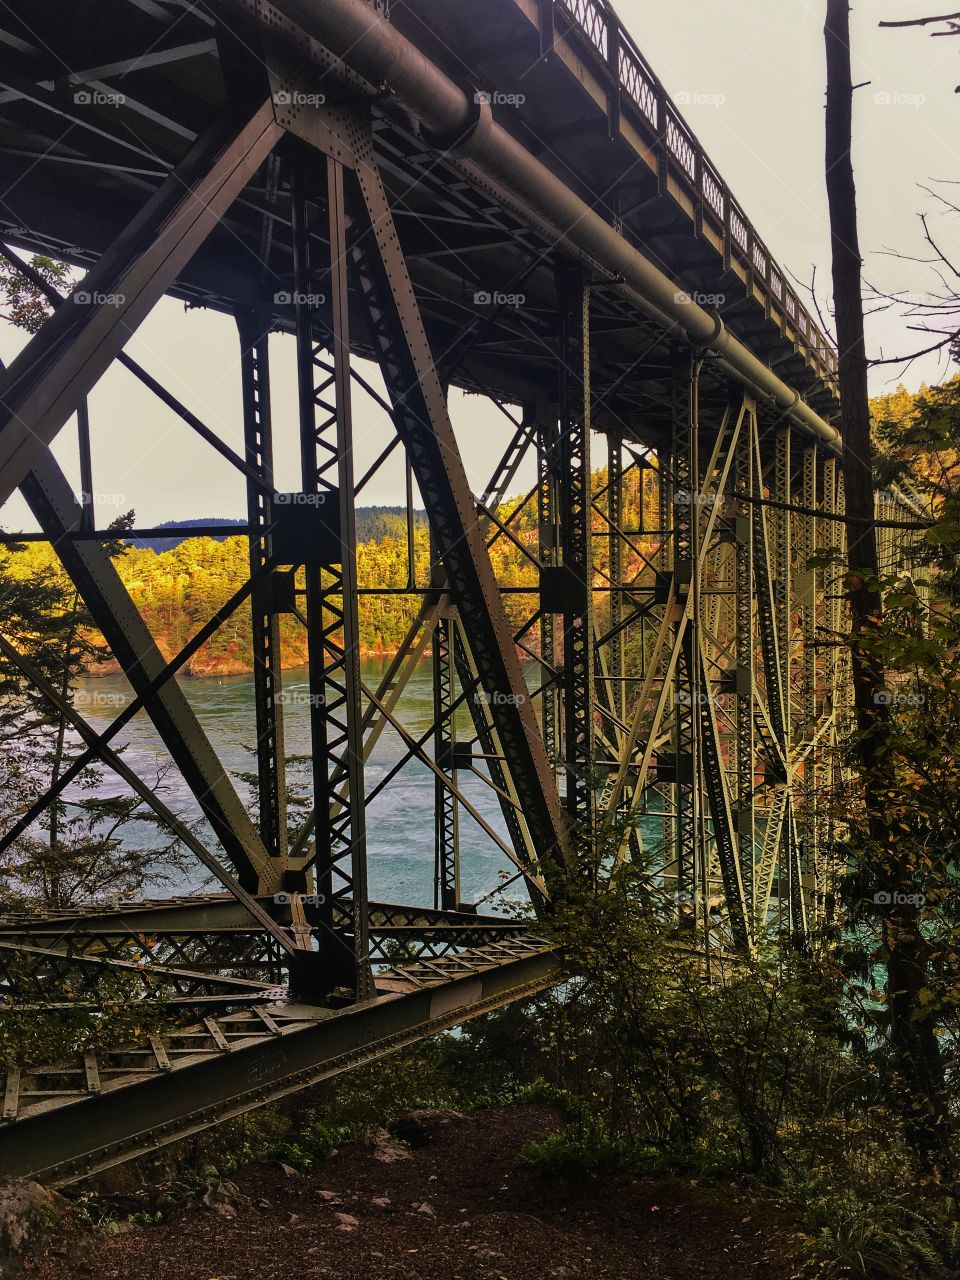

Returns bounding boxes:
[0,0,923,1184]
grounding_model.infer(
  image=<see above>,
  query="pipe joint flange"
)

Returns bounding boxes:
[419,82,494,157]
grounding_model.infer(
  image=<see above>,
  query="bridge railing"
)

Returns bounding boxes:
[557,0,839,383]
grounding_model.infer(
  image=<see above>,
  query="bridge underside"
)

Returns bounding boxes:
[0,0,886,1184]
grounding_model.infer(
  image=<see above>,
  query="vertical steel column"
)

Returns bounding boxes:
[822,456,841,710]
[433,607,461,910]
[657,439,677,893]
[773,428,793,742]
[556,265,595,840]
[835,469,854,729]
[607,431,626,723]
[821,453,843,922]
[291,154,370,999]
[238,308,288,867]
[427,373,462,912]
[751,413,789,934]
[671,358,699,928]
[430,375,461,911]
[734,401,756,922]
[799,445,819,925]
[772,426,795,933]
[536,401,561,777]
[77,400,94,535]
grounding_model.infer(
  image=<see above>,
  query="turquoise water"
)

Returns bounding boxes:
[71,659,524,910]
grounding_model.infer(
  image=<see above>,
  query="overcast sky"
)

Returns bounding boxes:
[1,0,958,530]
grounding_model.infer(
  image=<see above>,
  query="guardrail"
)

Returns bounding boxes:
[557,0,838,382]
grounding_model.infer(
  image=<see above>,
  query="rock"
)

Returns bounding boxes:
[277,1162,299,1178]
[388,1109,466,1149]
[370,1196,391,1208]
[85,1162,144,1198]
[414,1201,436,1217]
[363,1127,412,1164]
[317,1190,341,1203]
[334,1212,359,1232]
[200,1178,244,1219]
[102,1219,134,1236]
[0,1180,88,1276]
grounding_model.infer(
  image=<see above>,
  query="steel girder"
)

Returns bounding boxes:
[433,607,461,911]
[238,308,289,864]
[287,150,372,999]
[555,265,596,838]
[0,937,554,1186]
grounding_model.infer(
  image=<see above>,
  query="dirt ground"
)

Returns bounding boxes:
[27,1106,819,1280]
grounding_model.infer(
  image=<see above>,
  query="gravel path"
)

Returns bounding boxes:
[29,1105,815,1280]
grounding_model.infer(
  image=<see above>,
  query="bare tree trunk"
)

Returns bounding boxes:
[824,0,947,1173]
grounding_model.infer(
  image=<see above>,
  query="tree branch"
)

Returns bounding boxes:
[879,13,960,29]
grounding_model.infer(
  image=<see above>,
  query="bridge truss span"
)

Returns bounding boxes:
[0,0,904,1183]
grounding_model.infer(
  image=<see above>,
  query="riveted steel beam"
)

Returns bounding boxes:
[340,116,571,884]
[0,941,554,1186]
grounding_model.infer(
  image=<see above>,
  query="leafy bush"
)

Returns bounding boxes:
[517,1122,651,1177]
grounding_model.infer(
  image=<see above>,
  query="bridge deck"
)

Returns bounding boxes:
[0,0,838,443]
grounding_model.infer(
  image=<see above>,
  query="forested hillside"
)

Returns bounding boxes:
[3,468,654,676]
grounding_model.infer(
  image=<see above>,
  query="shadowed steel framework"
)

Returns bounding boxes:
[0,0,919,1184]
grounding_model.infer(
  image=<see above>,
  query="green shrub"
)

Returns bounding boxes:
[517,1121,651,1177]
